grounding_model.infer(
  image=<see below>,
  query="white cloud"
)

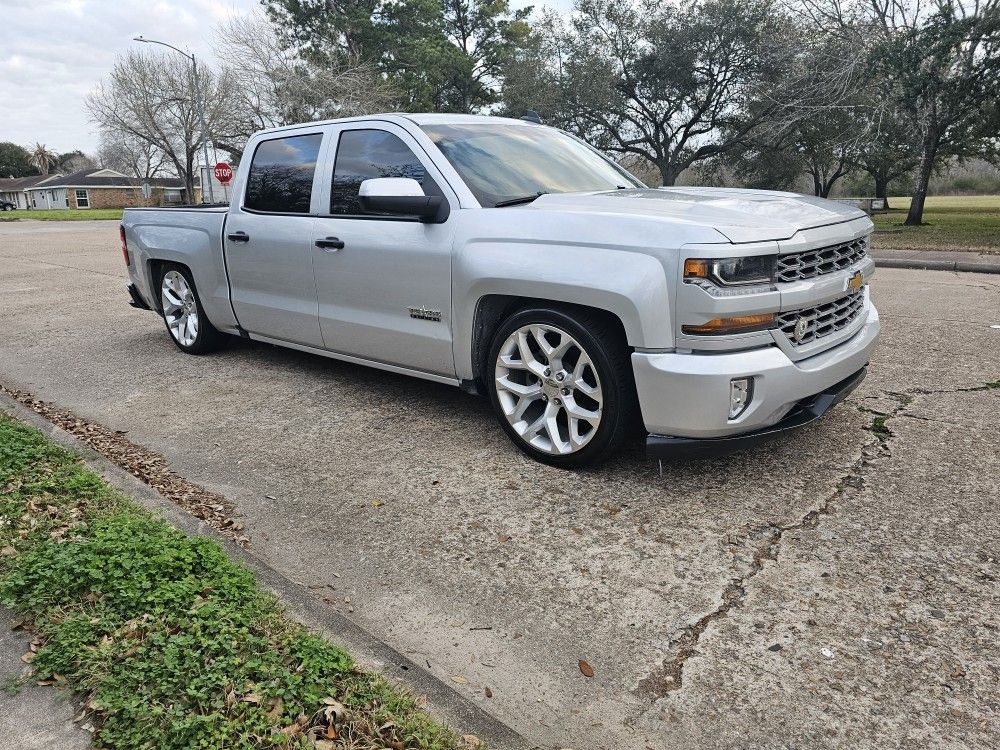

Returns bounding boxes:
[0,0,575,156]
[0,0,257,153]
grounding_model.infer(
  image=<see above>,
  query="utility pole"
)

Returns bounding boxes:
[133,36,216,204]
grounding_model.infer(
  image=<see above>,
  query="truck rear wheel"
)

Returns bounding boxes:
[157,264,224,354]
[486,307,638,468]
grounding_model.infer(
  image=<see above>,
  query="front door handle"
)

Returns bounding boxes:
[227,231,250,243]
[315,237,345,251]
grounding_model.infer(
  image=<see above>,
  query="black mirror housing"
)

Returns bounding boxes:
[359,194,447,222]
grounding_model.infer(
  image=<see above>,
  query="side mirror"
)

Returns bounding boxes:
[358,178,446,222]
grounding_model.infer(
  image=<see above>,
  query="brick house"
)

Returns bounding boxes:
[17,169,200,210]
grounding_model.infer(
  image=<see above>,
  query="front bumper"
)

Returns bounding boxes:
[647,366,867,458]
[635,304,879,456]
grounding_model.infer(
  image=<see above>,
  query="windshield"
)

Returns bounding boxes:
[420,123,645,208]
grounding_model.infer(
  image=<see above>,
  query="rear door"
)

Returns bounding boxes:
[224,130,326,346]
[311,124,457,376]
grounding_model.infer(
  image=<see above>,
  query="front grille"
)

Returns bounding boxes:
[777,291,865,345]
[776,236,869,282]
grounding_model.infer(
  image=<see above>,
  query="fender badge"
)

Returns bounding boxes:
[846,270,864,291]
[408,306,442,322]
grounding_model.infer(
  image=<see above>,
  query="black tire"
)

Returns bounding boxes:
[156,263,225,355]
[486,306,639,468]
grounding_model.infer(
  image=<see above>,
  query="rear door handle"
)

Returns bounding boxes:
[315,237,345,251]
[227,231,250,243]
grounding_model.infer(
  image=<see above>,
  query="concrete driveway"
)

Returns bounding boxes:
[1,220,998,749]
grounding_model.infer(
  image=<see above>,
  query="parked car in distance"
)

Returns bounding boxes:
[122,113,879,467]
[0,200,16,211]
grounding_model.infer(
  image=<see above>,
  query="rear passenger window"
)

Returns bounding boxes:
[330,129,442,215]
[244,133,323,214]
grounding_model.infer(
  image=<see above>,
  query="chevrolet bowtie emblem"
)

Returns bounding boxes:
[793,317,810,342]
[846,270,864,291]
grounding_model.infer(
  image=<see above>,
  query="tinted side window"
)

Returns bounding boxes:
[330,129,442,215]
[244,133,323,213]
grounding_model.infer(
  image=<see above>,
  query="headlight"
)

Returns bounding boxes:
[684,256,776,287]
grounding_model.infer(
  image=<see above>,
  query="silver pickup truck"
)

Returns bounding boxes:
[122,113,879,467]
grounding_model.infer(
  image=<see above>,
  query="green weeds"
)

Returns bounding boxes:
[0,413,465,750]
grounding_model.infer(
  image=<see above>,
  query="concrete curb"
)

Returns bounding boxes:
[0,393,533,750]
[873,257,1000,274]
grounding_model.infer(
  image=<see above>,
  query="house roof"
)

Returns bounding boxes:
[19,169,190,191]
[0,174,62,191]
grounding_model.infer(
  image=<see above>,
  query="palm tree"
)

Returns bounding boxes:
[28,143,57,175]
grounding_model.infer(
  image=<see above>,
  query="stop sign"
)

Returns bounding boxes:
[214,162,233,186]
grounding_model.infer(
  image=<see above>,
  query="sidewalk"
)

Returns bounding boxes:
[872,247,1000,273]
[0,609,90,749]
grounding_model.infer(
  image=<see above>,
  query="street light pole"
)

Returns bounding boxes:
[133,36,215,204]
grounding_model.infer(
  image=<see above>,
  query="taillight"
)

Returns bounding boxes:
[120,225,129,266]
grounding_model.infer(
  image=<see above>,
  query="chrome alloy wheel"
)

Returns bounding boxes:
[160,270,200,348]
[494,323,603,455]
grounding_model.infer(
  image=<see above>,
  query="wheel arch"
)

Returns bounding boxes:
[147,258,197,313]
[466,295,631,395]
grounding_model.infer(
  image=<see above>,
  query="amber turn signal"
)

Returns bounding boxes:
[682,313,776,336]
[684,258,710,278]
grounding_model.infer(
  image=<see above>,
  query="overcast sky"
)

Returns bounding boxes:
[0,0,570,156]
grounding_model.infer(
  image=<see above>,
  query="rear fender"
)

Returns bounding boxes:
[128,221,239,332]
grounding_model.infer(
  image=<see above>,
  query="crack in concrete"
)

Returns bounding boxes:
[635,447,877,702]
[632,380,979,702]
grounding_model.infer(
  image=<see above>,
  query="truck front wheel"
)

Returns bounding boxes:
[486,307,638,468]
[157,264,224,354]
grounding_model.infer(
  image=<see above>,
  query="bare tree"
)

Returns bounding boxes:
[213,12,396,159]
[55,151,98,173]
[97,130,168,180]
[86,50,234,198]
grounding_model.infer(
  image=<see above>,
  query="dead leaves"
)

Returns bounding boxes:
[310,698,349,742]
[0,385,248,547]
[266,697,284,721]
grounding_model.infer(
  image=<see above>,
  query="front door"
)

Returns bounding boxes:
[312,125,456,377]
[224,130,325,347]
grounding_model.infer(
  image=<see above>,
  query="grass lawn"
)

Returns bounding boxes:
[0,208,123,221]
[871,195,1000,253]
[0,412,468,750]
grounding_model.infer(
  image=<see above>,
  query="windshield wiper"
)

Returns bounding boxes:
[494,191,547,208]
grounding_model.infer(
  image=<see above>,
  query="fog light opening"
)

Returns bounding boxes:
[730,377,754,420]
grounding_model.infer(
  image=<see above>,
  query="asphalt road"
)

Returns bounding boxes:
[1,219,998,749]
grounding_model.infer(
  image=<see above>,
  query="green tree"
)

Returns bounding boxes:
[440,0,532,111]
[888,0,1000,224]
[0,142,36,178]
[502,0,825,186]
[849,99,920,208]
[806,0,1000,224]
[263,0,531,112]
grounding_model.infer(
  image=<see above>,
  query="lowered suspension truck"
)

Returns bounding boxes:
[122,113,879,468]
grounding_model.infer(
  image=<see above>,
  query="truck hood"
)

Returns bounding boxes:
[521,187,868,243]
